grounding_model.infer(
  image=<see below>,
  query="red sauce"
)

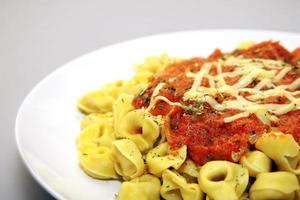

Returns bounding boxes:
[291,47,300,66]
[132,41,300,166]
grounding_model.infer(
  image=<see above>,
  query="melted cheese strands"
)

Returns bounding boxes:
[145,56,299,125]
[182,56,300,124]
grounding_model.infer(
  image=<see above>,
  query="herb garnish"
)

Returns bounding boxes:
[291,66,298,75]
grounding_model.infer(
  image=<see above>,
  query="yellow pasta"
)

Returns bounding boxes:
[146,142,187,176]
[240,150,272,177]
[255,131,300,174]
[160,169,202,200]
[239,193,250,200]
[113,93,135,135]
[134,54,178,75]
[80,112,113,129]
[119,109,160,152]
[117,174,161,200]
[113,94,160,152]
[102,80,127,98]
[79,146,118,179]
[77,116,117,179]
[78,90,115,114]
[178,159,200,183]
[236,40,256,49]
[112,139,145,180]
[206,193,249,200]
[123,82,148,97]
[78,80,126,114]
[131,70,153,84]
[77,123,114,150]
[250,172,299,200]
[198,161,249,200]
[77,113,118,179]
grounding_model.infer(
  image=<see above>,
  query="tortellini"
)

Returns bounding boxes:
[236,40,256,50]
[240,150,272,177]
[79,146,118,179]
[132,70,153,84]
[78,55,178,114]
[77,116,117,179]
[122,73,149,95]
[113,139,145,180]
[114,94,160,152]
[198,161,249,200]
[134,54,177,75]
[78,90,115,114]
[80,112,113,129]
[119,109,160,152]
[77,121,114,150]
[178,159,200,183]
[78,80,126,114]
[250,172,300,200]
[146,142,187,176]
[255,131,300,174]
[161,169,202,200]
[113,93,135,133]
[206,193,249,200]
[239,193,250,200]
[178,159,200,177]
[117,174,161,200]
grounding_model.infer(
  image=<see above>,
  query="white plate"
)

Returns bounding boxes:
[15,30,300,200]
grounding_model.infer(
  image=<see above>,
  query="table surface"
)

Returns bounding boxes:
[1,0,300,199]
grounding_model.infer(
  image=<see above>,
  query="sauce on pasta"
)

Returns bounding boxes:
[133,41,300,165]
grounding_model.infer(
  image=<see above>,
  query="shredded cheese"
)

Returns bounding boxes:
[224,112,250,123]
[273,67,290,82]
[287,78,300,90]
[146,83,165,111]
[154,96,184,108]
[182,56,300,124]
[146,56,299,124]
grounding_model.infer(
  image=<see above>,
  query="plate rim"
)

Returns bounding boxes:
[15,29,300,200]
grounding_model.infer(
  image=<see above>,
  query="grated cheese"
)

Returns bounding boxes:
[182,57,300,124]
[146,56,300,124]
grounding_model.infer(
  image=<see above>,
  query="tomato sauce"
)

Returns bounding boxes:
[132,41,300,166]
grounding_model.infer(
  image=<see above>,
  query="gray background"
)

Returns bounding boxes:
[1,0,300,199]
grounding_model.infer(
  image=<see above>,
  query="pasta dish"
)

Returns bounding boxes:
[76,41,300,200]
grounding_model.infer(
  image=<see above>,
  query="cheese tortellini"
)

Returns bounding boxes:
[146,142,187,176]
[117,174,161,200]
[198,161,249,200]
[178,159,200,180]
[77,123,114,150]
[113,139,145,180]
[250,172,300,200]
[78,75,149,115]
[78,80,126,114]
[80,112,113,129]
[255,131,300,174]
[161,169,202,200]
[79,146,118,179]
[118,109,160,152]
[77,115,117,179]
[113,93,135,132]
[113,94,160,152]
[134,54,177,75]
[240,150,272,177]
